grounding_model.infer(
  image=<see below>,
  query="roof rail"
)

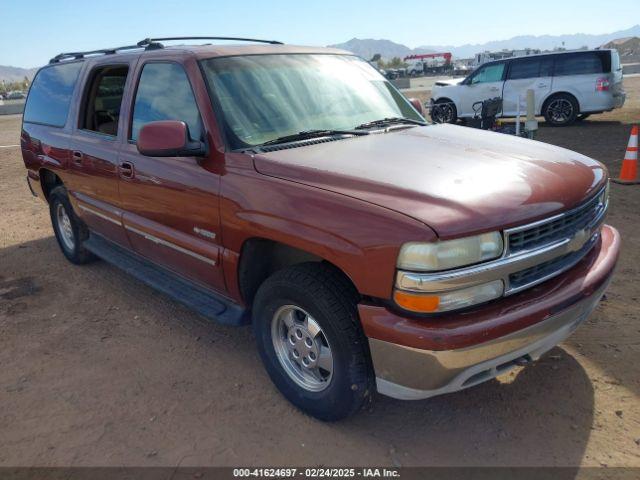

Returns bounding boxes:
[49,36,284,64]
[136,36,284,48]
[49,44,147,64]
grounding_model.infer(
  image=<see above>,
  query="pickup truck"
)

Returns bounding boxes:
[21,37,620,420]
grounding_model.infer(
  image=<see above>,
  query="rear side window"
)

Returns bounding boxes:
[611,50,621,72]
[508,56,554,80]
[80,65,129,136]
[24,62,83,127]
[130,63,202,141]
[554,52,605,76]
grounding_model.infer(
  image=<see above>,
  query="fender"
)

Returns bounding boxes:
[219,166,436,301]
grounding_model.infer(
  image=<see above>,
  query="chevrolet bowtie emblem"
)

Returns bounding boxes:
[567,228,590,253]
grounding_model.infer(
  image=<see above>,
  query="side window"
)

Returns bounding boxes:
[470,63,505,84]
[508,58,539,80]
[130,63,202,141]
[80,65,128,136]
[24,62,83,127]
[554,52,605,76]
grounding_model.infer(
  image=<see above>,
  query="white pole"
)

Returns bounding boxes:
[525,89,539,139]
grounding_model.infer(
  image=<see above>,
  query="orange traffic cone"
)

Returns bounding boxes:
[614,125,639,184]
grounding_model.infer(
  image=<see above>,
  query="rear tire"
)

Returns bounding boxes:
[49,186,95,265]
[431,98,457,124]
[543,93,579,126]
[252,262,374,421]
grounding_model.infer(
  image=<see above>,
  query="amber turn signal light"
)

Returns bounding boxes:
[393,290,440,313]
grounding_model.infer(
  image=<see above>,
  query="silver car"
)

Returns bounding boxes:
[430,49,625,126]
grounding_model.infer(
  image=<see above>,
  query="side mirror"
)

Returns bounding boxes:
[137,120,206,157]
[408,98,424,115]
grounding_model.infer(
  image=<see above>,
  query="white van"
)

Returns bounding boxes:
[430,49,625,126]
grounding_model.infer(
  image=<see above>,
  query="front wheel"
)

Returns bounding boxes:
[252,263,374,421]
[431,98,457,124]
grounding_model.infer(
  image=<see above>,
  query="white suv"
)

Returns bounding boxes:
[430,49,625,126]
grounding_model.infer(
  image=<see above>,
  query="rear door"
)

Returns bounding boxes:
[502,56,553,116]
[67,59,134,246]
[457,61,506,117]
[117,60,226,293]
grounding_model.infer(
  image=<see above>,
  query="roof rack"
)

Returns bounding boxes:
[49,44,147,64]
[49,36,284,64]
[136,36,284,48]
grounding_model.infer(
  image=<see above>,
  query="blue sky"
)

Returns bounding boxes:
[1,0,638,67]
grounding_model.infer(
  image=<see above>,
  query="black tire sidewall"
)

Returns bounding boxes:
[49,187,90,264]
[253,272,370,421]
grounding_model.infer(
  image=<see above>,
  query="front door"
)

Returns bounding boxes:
[458,61,506,117]
[67,61,132,247]
[117,61,226,293]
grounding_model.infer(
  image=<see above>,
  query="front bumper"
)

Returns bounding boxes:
[359,225,620,400]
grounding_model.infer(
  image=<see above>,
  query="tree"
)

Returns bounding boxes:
[370,53,381,63]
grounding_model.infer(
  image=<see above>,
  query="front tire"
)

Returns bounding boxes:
[252,263,374,421]
[543,93,579,126]
[49,185,95,264]
[431,98,457,124]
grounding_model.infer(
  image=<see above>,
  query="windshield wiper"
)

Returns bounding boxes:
[258,129,369,147]
[355,117,427,130]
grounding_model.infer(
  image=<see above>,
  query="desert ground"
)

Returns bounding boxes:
[1,78,639,468]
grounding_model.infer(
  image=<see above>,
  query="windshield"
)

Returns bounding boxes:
[200,54,424,149]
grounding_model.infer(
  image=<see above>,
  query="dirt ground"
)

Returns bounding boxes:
[1,78,640,468]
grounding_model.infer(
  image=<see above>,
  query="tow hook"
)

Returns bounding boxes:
[513,355,533,366]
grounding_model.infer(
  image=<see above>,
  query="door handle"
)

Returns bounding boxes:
[538,83,548,88]
[72,150,84,165]
[119,161,134,179]
[490,87,500,92]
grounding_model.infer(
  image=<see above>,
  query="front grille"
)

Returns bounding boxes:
[509,232,599,291]
[508,191,604,255]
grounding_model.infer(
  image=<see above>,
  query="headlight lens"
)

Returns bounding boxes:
[397,232,504,272]
[394,280,504,313]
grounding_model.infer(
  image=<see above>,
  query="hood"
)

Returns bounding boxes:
[434,78,464,87]
[253,124,607,239]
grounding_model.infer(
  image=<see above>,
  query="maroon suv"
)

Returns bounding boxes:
[21,37,620,420]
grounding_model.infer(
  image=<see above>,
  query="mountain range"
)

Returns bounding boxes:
[0,65,38,84]
[329,24,640,60]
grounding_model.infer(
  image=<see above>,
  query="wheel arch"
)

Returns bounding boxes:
[39,168,63,202]
[237,237,359,307]
[541,91,581,115]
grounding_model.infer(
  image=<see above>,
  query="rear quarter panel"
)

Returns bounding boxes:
[549,74,614,113]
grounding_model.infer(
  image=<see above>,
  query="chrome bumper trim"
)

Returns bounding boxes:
[371,281,608,401]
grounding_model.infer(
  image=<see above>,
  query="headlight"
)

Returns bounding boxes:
[394,280,504,313]
[397,232,504,272]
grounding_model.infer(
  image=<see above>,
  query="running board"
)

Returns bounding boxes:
[83,234,249,326]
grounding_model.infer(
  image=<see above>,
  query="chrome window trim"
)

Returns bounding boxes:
[124,224,217,266]
[396,186,607,296]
